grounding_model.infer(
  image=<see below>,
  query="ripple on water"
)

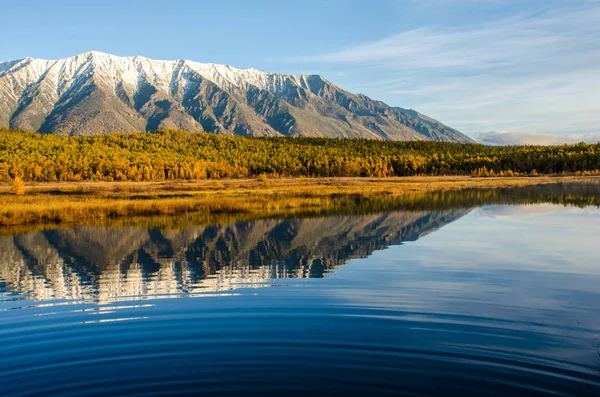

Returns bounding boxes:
[0,298,599,396]
[2,197,600,396]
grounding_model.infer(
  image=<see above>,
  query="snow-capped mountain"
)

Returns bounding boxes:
[0,51,473,142]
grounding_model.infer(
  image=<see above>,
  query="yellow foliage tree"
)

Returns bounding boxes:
[10,176,25,195]
[258,173,271,187]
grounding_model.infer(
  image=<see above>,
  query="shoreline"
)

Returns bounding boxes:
[0,176,598,228]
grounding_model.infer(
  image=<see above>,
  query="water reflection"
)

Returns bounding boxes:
[2,183,600,396]
[2,182,600,306]
[0,209,470,303]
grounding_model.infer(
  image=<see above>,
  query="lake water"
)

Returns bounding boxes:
[2,183,600,396]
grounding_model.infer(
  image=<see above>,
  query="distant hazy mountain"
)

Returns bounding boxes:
[0,51,473,142]
[478,131,600,146]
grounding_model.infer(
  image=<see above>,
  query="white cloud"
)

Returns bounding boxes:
[289,3,600,138]
[478,131,600,145]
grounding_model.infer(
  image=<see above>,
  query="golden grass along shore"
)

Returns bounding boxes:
[0,176,597,228]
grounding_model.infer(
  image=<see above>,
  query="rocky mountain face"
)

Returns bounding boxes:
[0,51,473,142]
[0,209,470,302]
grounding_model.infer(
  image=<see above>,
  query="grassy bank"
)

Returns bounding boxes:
[0,176,597,228]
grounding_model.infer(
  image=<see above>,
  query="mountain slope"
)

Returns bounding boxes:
[0,51,474,142]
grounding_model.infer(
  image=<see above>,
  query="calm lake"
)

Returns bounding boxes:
[2,183,600,396]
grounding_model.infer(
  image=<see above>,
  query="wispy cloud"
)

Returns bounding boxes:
[296,6,600,70]
[288,3,600,138]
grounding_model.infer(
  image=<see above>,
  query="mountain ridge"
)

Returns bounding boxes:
[0,51,474,142]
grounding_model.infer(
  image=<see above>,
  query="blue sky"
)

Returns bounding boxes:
[3,0,599,142]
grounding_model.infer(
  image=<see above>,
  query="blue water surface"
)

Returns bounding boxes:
[1,186,600,396]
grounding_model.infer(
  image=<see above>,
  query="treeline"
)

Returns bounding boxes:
[1,129,600,182]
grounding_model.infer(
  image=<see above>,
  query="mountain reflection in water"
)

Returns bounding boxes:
[2,181,600,306]
[2,182,600,396]
[0,209,469,303]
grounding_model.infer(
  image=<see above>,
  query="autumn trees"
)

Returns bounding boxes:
[0,129,599,182]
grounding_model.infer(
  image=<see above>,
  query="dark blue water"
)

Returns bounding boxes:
[2,185,600,396]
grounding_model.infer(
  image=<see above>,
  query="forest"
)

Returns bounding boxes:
[1,129,600,182]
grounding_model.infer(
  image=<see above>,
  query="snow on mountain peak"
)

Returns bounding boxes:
[0,51,473,143]
[0,52,279,94]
